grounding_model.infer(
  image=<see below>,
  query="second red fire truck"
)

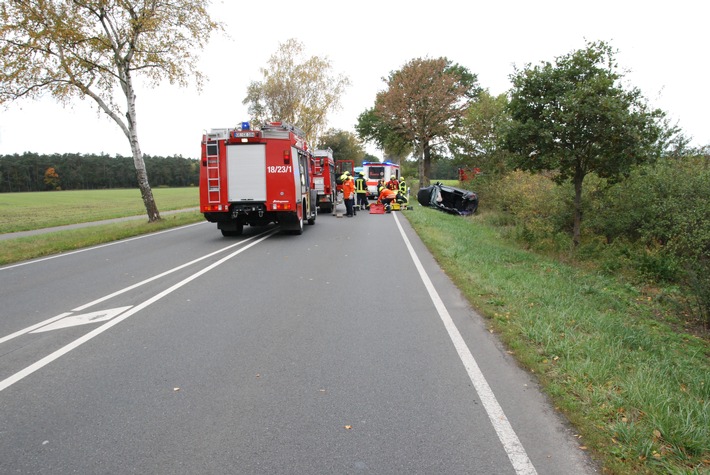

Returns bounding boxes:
[311,148,337,213]
[199,122,317,236]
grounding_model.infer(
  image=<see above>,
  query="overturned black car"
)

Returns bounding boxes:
[417,182,479,216]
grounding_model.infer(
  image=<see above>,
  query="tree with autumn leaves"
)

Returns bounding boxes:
[0,0,222,222]
[358,57,480,188]
[43,167,60,190]
[243,39,351,148]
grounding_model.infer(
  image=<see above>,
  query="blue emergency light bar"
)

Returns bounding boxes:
[363,161,397,166]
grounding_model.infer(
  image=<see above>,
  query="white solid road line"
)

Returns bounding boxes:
[393,212,538,475]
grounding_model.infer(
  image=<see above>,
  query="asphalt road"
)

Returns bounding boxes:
[0,203,599,474]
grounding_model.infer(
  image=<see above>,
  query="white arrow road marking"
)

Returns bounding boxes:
[0,229,277,393]
[0,313,73,345]
[0,228,274,346]
[30,307,132,333]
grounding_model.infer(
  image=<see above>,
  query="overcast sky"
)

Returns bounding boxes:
[0,0,707,159]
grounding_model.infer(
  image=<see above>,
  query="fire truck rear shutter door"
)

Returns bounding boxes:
[227,144,267,202]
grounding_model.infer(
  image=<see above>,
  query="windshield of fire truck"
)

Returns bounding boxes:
[368,167,385,180]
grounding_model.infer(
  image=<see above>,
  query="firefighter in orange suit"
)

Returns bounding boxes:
[342,174,356,217]
[377,187,397,212]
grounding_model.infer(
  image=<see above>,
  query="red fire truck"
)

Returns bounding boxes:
[312,148,336,213]
[199,121,317,236]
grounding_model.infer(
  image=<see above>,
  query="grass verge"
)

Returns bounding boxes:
[0,211,204,266]
[403,204,709,475]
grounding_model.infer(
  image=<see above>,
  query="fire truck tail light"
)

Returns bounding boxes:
[283,150,291,164]
[272,202,292,211]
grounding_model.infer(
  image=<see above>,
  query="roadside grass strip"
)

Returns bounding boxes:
[403,205,709,475]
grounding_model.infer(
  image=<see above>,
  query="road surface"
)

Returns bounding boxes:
[0,204,599,474]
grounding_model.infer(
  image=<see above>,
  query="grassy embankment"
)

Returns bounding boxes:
[1,187,708,474]
[404,190,708,475]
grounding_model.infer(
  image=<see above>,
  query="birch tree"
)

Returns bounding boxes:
[243,38,351,146]
[0,0,222,221]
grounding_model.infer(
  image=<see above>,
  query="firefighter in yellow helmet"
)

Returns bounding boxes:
[354,171,369,210]
[397,176,408,204]
[386,174,399,191]
[376,178,386,196]
[342,173,356,217]
[377,186,397,212]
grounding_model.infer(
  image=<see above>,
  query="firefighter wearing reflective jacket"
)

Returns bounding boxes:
[386,175,399,190]
[397,176,409,204]
[355,171,369,210]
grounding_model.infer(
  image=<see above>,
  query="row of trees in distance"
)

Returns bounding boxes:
[0,153,198,193]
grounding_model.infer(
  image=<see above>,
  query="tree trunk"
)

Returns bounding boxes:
[125,79,160,222]
[418,141,431,188]
[572,163,584,247]
[417,157,426,188]
[134,157,160,222]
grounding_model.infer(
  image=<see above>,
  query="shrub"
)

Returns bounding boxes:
[591,156,710,325]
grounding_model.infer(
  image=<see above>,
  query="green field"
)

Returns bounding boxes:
[0,187,199,233]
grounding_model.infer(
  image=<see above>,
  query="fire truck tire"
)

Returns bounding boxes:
[293,215,304,235]
[219,221,243,237]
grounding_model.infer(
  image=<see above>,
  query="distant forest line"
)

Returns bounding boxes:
[0,153,199,192]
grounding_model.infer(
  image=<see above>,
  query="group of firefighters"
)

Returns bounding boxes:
[340,171,409,216]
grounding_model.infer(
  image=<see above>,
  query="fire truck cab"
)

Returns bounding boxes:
[199,121,317,236]
[362,161,400,199]
[312,148,336,213]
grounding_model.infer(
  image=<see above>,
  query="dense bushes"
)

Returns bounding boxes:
[592,158,710,324]
[475,156,710,327]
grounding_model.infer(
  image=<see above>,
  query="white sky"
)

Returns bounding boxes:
[0,0,707,159]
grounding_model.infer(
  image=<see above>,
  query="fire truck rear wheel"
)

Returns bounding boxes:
[220,222,243,237]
